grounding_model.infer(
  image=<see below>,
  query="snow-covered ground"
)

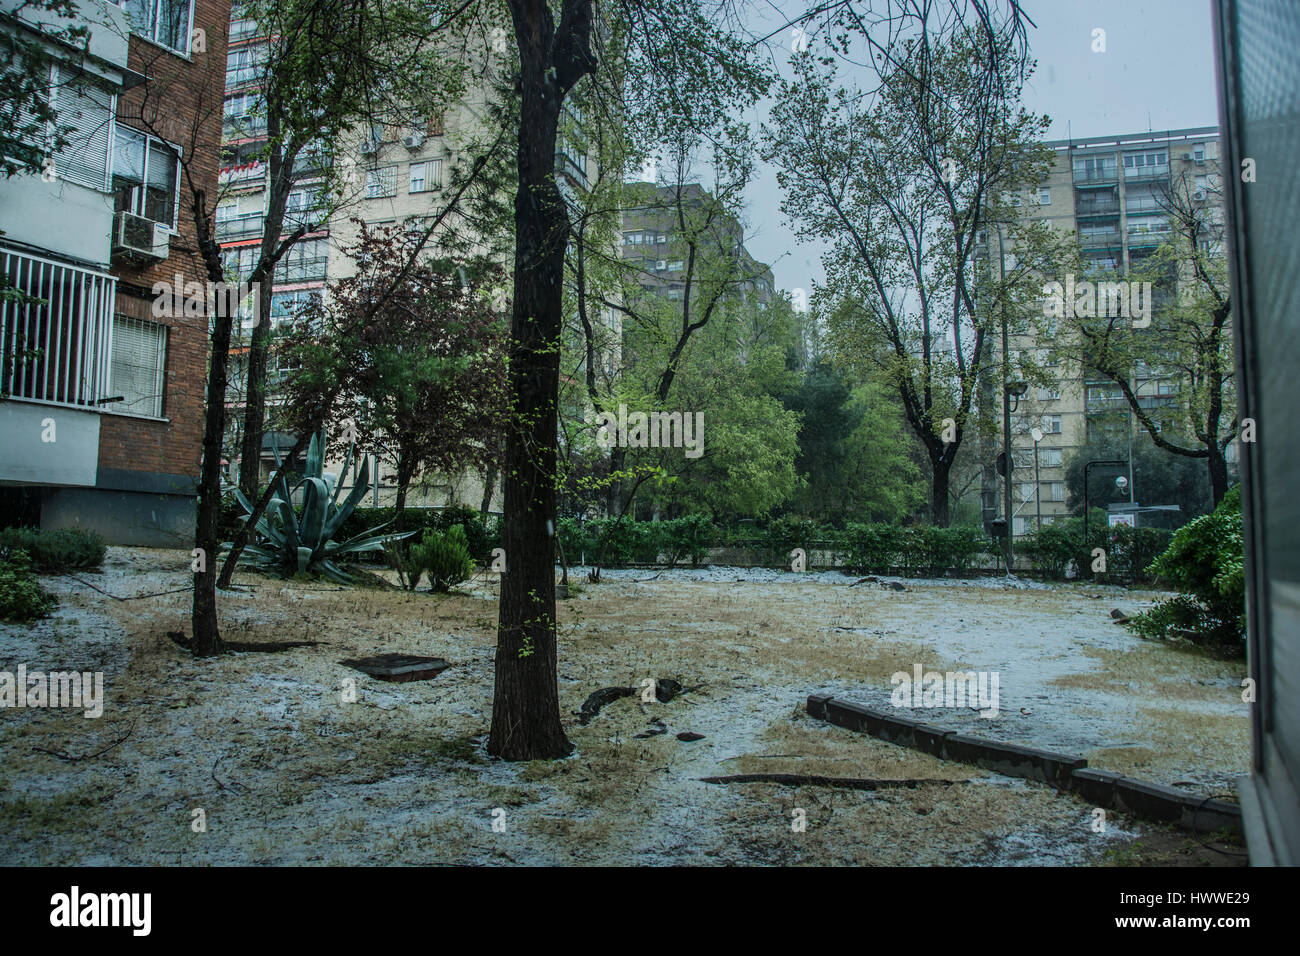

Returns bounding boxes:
[0,549,1247,865]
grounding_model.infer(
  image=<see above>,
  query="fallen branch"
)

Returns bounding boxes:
[698,773,969,791]
[31,714,141,763]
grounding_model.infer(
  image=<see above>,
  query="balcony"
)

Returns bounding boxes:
[230,18,261,41]
[276,257,329,284]
[1076,199,1121,217]
[216,212,265,240]
[1125,164,1170,182]
[1073,166,1118,186]
[1079,228,1122,250]
[1,247,115,410]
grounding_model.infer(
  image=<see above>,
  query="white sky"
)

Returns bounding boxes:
[737,0,1220,302]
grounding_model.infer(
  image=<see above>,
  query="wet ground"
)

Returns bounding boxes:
[0,550,1248,865]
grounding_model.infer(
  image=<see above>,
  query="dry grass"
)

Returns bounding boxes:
[0,549,1248,865]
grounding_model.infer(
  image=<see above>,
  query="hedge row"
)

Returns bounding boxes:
[559,513,1171,581]
[0,527,106,572]
[218,497,1171,583]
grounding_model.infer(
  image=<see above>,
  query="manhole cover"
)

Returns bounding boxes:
[340,654,451,682]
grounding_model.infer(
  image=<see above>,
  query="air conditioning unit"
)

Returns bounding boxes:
[112,211,169,261]
[656,260,667,271]
[1193,189,1208,200]
[359,136,380,156]
[402,131,425,149]
[1182,152,1193,160]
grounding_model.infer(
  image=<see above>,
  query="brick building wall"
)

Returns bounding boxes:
[101,0,231,485]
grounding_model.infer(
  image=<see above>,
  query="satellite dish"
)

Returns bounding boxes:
[1030,427,1043,442]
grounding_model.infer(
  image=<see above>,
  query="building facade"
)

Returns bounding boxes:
[990,126,1224,536]
[1,0,229,545]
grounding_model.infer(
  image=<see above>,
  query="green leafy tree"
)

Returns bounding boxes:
[764,25,1058,525]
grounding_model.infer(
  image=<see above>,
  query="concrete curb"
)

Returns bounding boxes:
[806,693,1242,835]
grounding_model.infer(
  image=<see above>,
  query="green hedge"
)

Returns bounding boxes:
[0,527,105,572]
[1016,514,1171,584]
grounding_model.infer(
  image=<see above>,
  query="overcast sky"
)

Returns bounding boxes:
[735,0,1221,302]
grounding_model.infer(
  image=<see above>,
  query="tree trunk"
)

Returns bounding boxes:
[238,277,276,497]
[930,454,952,528]
[217,430,312,589]
[192,197,235,657]
[1208,443,1228,507]
[488,0,592,761]
[238,132,300,497]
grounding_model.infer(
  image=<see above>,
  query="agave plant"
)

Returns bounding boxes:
[226,432,414,583]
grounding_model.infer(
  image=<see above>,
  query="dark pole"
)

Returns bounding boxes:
[997,223,1014,573]
[1034,437,1042,532]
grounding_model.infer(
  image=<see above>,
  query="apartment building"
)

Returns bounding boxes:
[1,0,229,545]
[986,126,1224,536]
[620,182,774,308]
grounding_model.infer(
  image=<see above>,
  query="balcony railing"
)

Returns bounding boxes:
[1073,166,1118,185]
[1079,228,1122,249]
[1076,200,1120,217]
[216,212,265,240]
[276,257,329,283]
[1125,164,1170,181]
[1,247,115,409]
[229,18,260,41]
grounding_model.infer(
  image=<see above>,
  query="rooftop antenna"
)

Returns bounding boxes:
[1147,111,1152,132]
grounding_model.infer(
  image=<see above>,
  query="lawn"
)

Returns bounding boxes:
[0,548,1249,865]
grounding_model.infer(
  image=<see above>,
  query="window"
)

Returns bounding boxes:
[408,159,442,193]
[1002,190,1022,206]
[112,125,179,226]
[1123,150,1169,176]
[1043,415,1062,434]
[365,166,397,198]
[225,45,267,87]
[1037,386,1060,401]
[275,238,328,283]
[1038,187,1051,205]
[270,289,319,326]
[1018,482,1036,502]
[125,0,194,55]
[1193,143,1206,163]
[1039,448,1063,468]
[1045,481,1066,502]
[107,316,167,417]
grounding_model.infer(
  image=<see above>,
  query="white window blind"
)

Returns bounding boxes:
[52,68,114,191]
[107,316,167,417]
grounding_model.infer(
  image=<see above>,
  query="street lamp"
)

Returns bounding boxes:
[1030,426,1043,532]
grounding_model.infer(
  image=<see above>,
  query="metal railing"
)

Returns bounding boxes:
[1,247,115,408]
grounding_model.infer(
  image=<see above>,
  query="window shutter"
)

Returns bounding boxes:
[53,68,113,191]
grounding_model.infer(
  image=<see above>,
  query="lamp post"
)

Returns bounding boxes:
[1031,426,1043,532]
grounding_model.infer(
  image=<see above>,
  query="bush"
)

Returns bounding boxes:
[336,505,499,565]
[407,524,475,592]
[0,527,105,572]
[762,515,820,566]
[0,550,57,623]
[841,522,903,572]
[1130,485,1245,647]
[659,514,716,567]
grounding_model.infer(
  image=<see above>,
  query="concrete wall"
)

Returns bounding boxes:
[41,486,194,548]
[0,402,100,487]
